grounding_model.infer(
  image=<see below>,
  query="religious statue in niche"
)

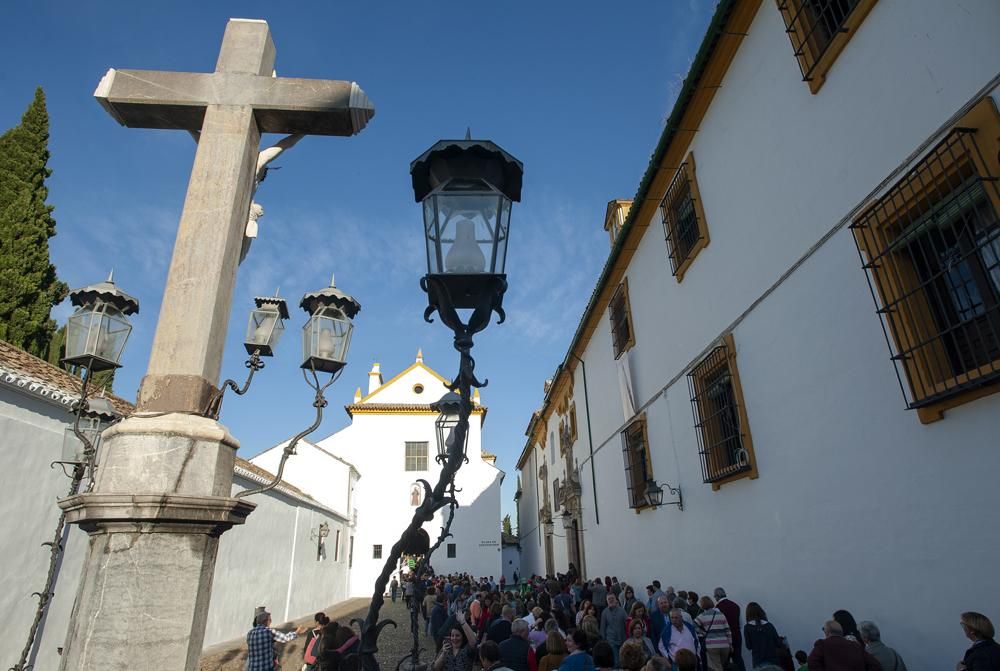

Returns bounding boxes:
[410,484,422,507]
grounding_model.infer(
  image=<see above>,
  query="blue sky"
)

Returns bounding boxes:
[2,1,715,523]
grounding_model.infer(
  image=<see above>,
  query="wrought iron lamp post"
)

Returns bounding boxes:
[236,277,360,499]
[354,134,522,671]
[10,275,138,671]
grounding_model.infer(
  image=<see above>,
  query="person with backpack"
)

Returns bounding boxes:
[302,613,330,671]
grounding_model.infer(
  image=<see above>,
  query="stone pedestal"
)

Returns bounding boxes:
[56,415,255,671]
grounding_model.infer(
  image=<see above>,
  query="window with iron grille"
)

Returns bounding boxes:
[661,155,710,281]
[775,0,877,93]
[620,417,653,509]
[688,335,756,486]
[609,280,635,358]
[447,543,456,558]
[851,99,1000,422]
[373,544,382,559]
[404,441,428,471]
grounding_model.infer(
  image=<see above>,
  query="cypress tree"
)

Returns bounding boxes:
[0,87,68,358]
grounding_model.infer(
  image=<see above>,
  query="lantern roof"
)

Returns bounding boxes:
[76,392,120,421]
[254,292,290,320]
[430,390,462,414]
[299,275,361,318]
[68,271,139,316]
[410,137,523,203]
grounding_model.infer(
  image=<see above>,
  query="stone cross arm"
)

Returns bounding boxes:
[95,69,374,136]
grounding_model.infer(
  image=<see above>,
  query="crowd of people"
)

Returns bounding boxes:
[245,569,1000,671]
[244,607,360,671]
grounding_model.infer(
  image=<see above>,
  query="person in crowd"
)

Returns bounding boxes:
[958,611,1000,671]
[524,606,544,629]
[577,601,592,627]
[623,586,639,615]
[794,651,808,671]
[832,610,861,645]
[434,611,479,671]
[644,656,671,671]
[537,619,567,659]
[530,618,549,649]
[490,605,516,644]
[715,588,744,671]
[591,641,614,671]
[404,578,416,609]
[628,619,658,661]
[580,615,601,652]
[246,611,308,671]
[500,618,537,671]
[423,587,438,636]
[744,602,783,671]
[650,596,672,645]
[686,592,702,620]
[391,576,399,603]
[561,630,596,671]
[317,625,359,671]
[539,630,568,671]
[663,587,677,608]
[858,621,906,671]
[659,609,699,666]
[674,648,699,671]
[807,620,880,670]
[672,598,694,626]
[480,640,509,671]
[303,612,329,671]
[432,593,450,652]
[696,596,733,671]
[620,640,648,671]
[591,580,608,618]
[628,603,652,637]
[601,594,628,665]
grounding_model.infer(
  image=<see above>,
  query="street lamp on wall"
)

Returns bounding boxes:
[645,479,684,511]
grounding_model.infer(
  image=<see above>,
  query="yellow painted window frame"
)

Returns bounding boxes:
[776,0,878,94]
[852,97,1000,423]
[609,278,636,359]
[689,333,759,490]
[661,153,711,282]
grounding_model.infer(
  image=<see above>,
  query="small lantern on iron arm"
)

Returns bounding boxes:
[411,133,523,312]
[431,391,468,463]
[300,276,360,376]
[245,291,289,356]
[63,272,139,372]
[645,478,683,511]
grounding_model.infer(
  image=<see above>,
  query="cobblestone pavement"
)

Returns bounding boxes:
[200,598,433,671]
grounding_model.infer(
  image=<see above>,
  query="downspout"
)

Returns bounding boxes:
[569,352,599,525]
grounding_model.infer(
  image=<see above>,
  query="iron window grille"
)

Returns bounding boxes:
[776,0,875,93]
[851,111,1000,415]
[446,543,456,558]
[688,340,753,485]
[661,157,709,280]
[620,417,652,509]
[334,529,341,562]
[404,441,428,471]
[609,280,635,358]
[373,544,382,559]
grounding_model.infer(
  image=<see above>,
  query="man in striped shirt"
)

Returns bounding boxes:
[695,597,733,671]
[246,611,308,671]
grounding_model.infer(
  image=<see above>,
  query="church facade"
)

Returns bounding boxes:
[516,1,1000,670]
[253,352,505,597]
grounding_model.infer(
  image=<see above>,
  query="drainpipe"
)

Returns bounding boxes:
[569,352,599,525]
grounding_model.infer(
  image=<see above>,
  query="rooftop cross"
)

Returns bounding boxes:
[94,18,374,413]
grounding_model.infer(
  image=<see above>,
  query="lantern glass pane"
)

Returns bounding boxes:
[61,418,102,463]
[246,306,284,354]
[422,185,509,275]
[302,306,353,371]
[64,303,131,369]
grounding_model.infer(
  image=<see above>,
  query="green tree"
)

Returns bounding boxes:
[502,514,513,537]
[0,87,68,358]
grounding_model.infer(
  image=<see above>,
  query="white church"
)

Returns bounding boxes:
[252,351,505,596]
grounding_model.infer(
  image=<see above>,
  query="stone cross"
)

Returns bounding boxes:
[94,18,374,413]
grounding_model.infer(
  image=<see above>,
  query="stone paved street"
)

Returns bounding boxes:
[200,598,431,671]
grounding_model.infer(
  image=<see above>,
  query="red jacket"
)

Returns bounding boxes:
[808,636,882,671]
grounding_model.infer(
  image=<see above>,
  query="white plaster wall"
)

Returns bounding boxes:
[204,477,352,647]
[251,441,355,520]
[501,545,521,584]
[516,447,544,579]
[0,388,90,671]
[518,2,1000,668]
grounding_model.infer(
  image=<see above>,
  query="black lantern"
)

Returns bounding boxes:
[60,394,118,464]
[560,509,573,532]
[299,276,361,375]
[63,272,139,372]
[431,391,467,462]
[645,480,665,508]
[411,133,523,310]
[245,291,289,356]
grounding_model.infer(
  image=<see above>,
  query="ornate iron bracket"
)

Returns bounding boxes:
[204,349,265,419]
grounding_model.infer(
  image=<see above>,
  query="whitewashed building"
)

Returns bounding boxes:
[253,352,505,597]
[0,341,353,668]
[516,1,1000,669]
